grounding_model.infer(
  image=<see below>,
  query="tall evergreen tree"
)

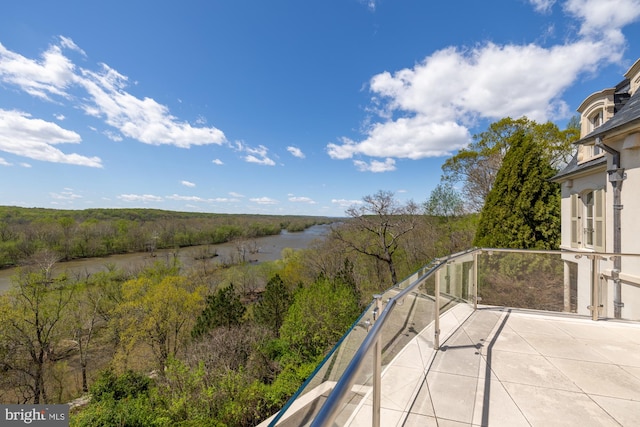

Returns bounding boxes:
[191,283,245,338]
[254,274,291,333]
[473,129,560,249]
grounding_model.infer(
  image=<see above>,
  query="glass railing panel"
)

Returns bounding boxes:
[567,252,640,321]
[477,251,566,312]
[269,272,428,426]
[330,277,438,426]
[617,254,640,321]
[269,300,377,426]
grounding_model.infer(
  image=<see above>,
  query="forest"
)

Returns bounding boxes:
[0,206,332,268]
[0,117,577,426]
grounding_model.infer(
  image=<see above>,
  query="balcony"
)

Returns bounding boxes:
[260,248,640,426]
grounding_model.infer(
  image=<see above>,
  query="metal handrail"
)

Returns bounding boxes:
[302,247,640,426]
[310,248,478,427]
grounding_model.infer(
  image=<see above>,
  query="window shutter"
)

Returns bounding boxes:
[570,194,579,248]
[594,189,606,252]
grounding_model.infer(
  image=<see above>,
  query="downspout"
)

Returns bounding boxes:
[595,136,625,318]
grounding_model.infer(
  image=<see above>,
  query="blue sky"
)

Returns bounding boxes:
[1,0,639,217]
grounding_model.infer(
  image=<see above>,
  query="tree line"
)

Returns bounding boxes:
[0,207,331,268]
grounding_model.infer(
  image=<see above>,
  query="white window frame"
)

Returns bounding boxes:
[570,189,605,252]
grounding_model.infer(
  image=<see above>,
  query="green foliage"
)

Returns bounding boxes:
[279,277,361,361]
[424,183,465,217]
[0,206,332,268]
[90,369,151,402]
[70,370,161,426]
[70,394,163,427]
[473,129,560,250]
[192,284,246,338]
[254,274,291,333]
[442,117,576,211]
[117,273,205,370]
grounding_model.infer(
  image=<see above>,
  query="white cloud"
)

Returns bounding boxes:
[564,0,640,37]
[180,180,196,188]
[289,196,316,204]
[329,0,638,172]
[79,63,226,148]
[332,198,363,208]
[0,37,227,154]
[166,194,207,202]
[58,36,86,56]
[287,146,305,158]
[0,40,76,101]
[328,118,470,160]
[229,191,244,198]
[250,197,278,205]
[103,130,123,142]
[50,190,82,200]
[0,109,103,167]
[20,162,31,168]
[529,0,556,13]
[354,158,396,173]
[118,194,164,202]
[237,143,276,166]
[359,0,377,12]
[0,157,12,166]
[212,158,224,165]
[54,113,65,120]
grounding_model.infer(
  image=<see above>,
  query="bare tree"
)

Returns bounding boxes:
[334,190,418,285]
[0,267,74,403]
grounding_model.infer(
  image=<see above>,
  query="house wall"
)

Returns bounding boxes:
[558,172,606,251]
[558,59,640,321]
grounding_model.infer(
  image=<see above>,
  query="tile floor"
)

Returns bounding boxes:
[403,307,640,426]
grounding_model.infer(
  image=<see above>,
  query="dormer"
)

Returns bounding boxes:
[577,88,616,139]
[625,58,640,96]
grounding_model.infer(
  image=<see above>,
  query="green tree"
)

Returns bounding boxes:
[279,277,360,361]
[442,117,575,211]
[254,274,291,333]
[192,284,246,338]
[424,183,476,255]
[117,275,205,370]
[473,129,560,249]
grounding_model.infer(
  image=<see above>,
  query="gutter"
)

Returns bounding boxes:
[595,136,625,318]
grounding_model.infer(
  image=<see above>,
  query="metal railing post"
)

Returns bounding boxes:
[473,252,478,310]
[434,267,441,350]
[589,255,601,321]
[373,336,381,427]
[563,260,571,313]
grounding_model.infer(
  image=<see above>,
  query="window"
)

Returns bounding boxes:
[584,191,594,247]
[570,189,605,251]
[590,111,603,131]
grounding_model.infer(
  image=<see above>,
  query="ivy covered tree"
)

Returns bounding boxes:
[473,129,560,250]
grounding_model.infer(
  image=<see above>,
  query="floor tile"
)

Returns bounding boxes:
[518,332,609,362]
[549,358,640,400]
[502,382,619,427]
[426,371,478,424]
[487,350,580,391]
[471,373,530,427]
[590,395,640,426]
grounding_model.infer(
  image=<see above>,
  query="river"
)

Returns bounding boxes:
[0,223,331,292]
